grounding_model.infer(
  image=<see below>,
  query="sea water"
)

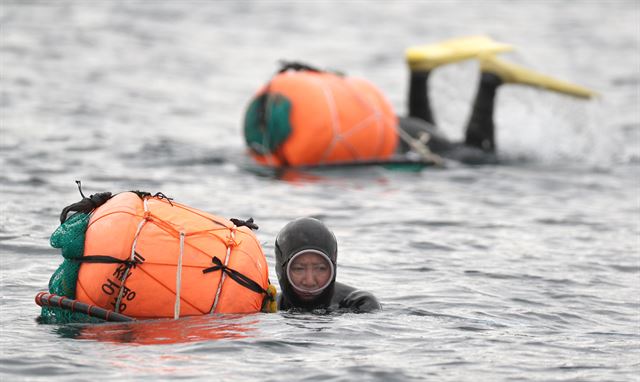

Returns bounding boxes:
[1,1,638,381]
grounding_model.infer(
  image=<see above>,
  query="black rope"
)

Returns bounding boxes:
[76,180,87,199]
[277,60,344,76]
[71,254,144,268]
[230,217,259,230]
[202,257,272,299]
[130,190,174,206]
[278,60,322,73]
[153,192,174,206]
[72,252,145,313]
[59,181,112,223]
[131,190,152,199]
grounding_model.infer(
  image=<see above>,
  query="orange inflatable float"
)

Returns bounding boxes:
[71,192,273,319]
[244,63,399,167]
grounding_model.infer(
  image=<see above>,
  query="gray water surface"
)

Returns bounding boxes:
[1,1,639,381]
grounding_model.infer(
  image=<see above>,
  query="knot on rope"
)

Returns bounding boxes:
[59,181,113,223]
[202,256,226,274]
[202,257,270,297]
[152,192,174,206]
[130,190,174,206]
[230,217,259,230]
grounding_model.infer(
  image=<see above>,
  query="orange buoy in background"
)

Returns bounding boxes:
[74,192,272,319]
[244,65,399,167]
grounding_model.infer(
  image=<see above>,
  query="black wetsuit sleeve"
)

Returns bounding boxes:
[338,290,381,313]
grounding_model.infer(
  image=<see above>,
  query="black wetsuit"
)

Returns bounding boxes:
[275,217,381,313]
[399,71,503,164]
[277,281,380,313]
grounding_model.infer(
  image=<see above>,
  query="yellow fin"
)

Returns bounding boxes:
[479,55,596,99]
[406,35,513,71]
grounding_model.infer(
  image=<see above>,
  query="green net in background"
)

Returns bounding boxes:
[244,93,292,154]
[39,213,103,324]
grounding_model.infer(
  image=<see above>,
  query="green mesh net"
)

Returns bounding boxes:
[40,213,103,324]
[244,93,292,154]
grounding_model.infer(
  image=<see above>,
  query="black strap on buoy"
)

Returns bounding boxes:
[230,217,259,230]
[202,257,272,299]
[70,252,145,268]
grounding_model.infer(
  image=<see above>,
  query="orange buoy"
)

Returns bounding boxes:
[244,68,399,167]
[74,192,271,319]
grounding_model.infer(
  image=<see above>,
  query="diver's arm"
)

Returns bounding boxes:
[338,290,382,313]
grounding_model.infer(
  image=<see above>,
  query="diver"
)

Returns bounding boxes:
[274,217,381,313]
[243,35,595,167]
[397,35,595,164]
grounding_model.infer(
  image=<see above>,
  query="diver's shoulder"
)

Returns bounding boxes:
[332,282,358,299]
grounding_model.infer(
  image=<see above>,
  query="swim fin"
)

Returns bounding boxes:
[406,35,513,71]
[479,55,596,99]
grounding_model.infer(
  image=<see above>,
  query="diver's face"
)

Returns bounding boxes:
[287,252,333,300]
